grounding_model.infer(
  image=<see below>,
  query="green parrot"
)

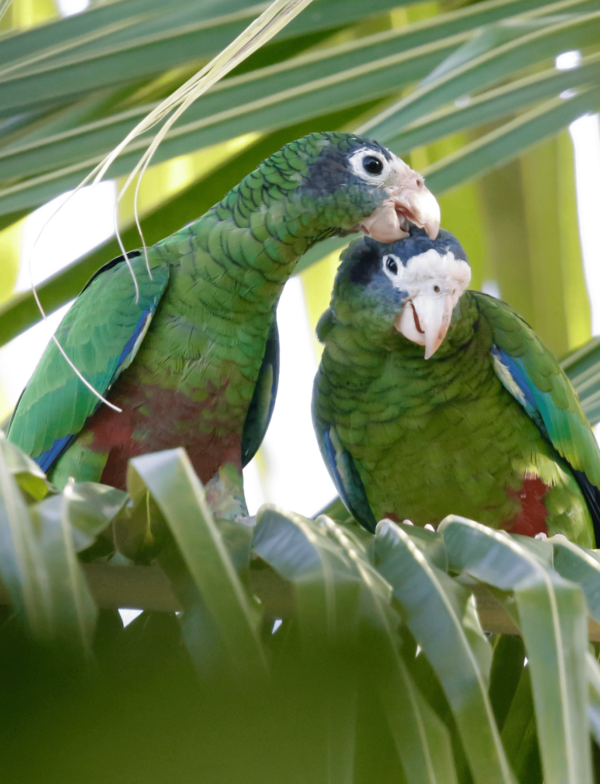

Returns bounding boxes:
[313,228,600,547]
[7,132,440,517]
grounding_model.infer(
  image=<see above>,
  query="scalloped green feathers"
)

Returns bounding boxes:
[9,132,421,508]
[314,282,600,547]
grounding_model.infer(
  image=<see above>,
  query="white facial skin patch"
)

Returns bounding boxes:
[383,248,471,359]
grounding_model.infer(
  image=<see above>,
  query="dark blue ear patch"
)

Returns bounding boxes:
[347,240,388,286]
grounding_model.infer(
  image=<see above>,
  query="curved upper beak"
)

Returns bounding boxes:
[360,159,440,243]
[391,185,441,241]
[395,292,454,360]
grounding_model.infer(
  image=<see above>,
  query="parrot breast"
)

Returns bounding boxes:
[81,376,244,491]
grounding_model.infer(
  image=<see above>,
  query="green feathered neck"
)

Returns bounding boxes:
[153,133,382,318]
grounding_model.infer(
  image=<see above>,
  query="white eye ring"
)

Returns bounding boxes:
[349,148,391,181]
[383,254,400,277]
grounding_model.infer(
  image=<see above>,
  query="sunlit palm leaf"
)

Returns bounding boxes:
[440,515,593,784]
[129,448,267,679]
[375,520,515,784]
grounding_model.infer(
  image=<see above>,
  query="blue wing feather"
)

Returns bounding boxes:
[490,346,546,433]
[317,422,377,532]
[37,434,76,473]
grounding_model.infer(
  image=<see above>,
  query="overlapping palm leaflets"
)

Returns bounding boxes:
[2,437,600,782]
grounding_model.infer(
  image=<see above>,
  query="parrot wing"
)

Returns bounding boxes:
[313,396,377,532]
[474,291,600,539]
[241,318,279,467]
[8,251,170,471]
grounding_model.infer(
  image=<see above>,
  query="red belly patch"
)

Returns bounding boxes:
[85,377,243,490]
[505,474,549,538]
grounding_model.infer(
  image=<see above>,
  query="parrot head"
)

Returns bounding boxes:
[329,227,471,358]
[264,132,440,242]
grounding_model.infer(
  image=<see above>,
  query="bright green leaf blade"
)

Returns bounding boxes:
[374,520,515,784]
[0,438,97,657]
[63,481,127,551]
[551,538,600,624]
[0,436,54,641]
[0,435,55,500]
[489,634,527,732]
[363,3,600,140]
[516,576,590,784]
[424,86,600,195]
[389,53,600,156]
[253,506,361,644]
[319,514,459,784]
[253,506,362,784]
[380,659,460,784]
[31,490,98,657]
[440,516,593,784]
[129,448,267,679]
[500,665,543,783]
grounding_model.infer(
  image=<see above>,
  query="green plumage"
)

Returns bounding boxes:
[9,132,426,517]
[313,232,600,547]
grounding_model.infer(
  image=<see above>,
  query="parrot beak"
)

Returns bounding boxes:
[392,249,471,359]
[390,186,441,241]
[395,293,454,359]
[360,158,440,243]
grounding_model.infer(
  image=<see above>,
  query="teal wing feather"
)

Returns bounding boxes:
[8,252,170,470]
[241,318,279,467]
[474,291,600,483]
[474,290,600,541]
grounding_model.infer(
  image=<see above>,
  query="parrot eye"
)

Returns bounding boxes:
[384,255,399,275]
[362,155,384,175]
[348,148,391,181]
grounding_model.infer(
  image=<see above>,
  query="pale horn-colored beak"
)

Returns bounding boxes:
[395,292,454,359]
[391,186,441,241]
[360,161,440,243]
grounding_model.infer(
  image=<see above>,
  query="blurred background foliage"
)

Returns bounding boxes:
[1,1,600,781]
